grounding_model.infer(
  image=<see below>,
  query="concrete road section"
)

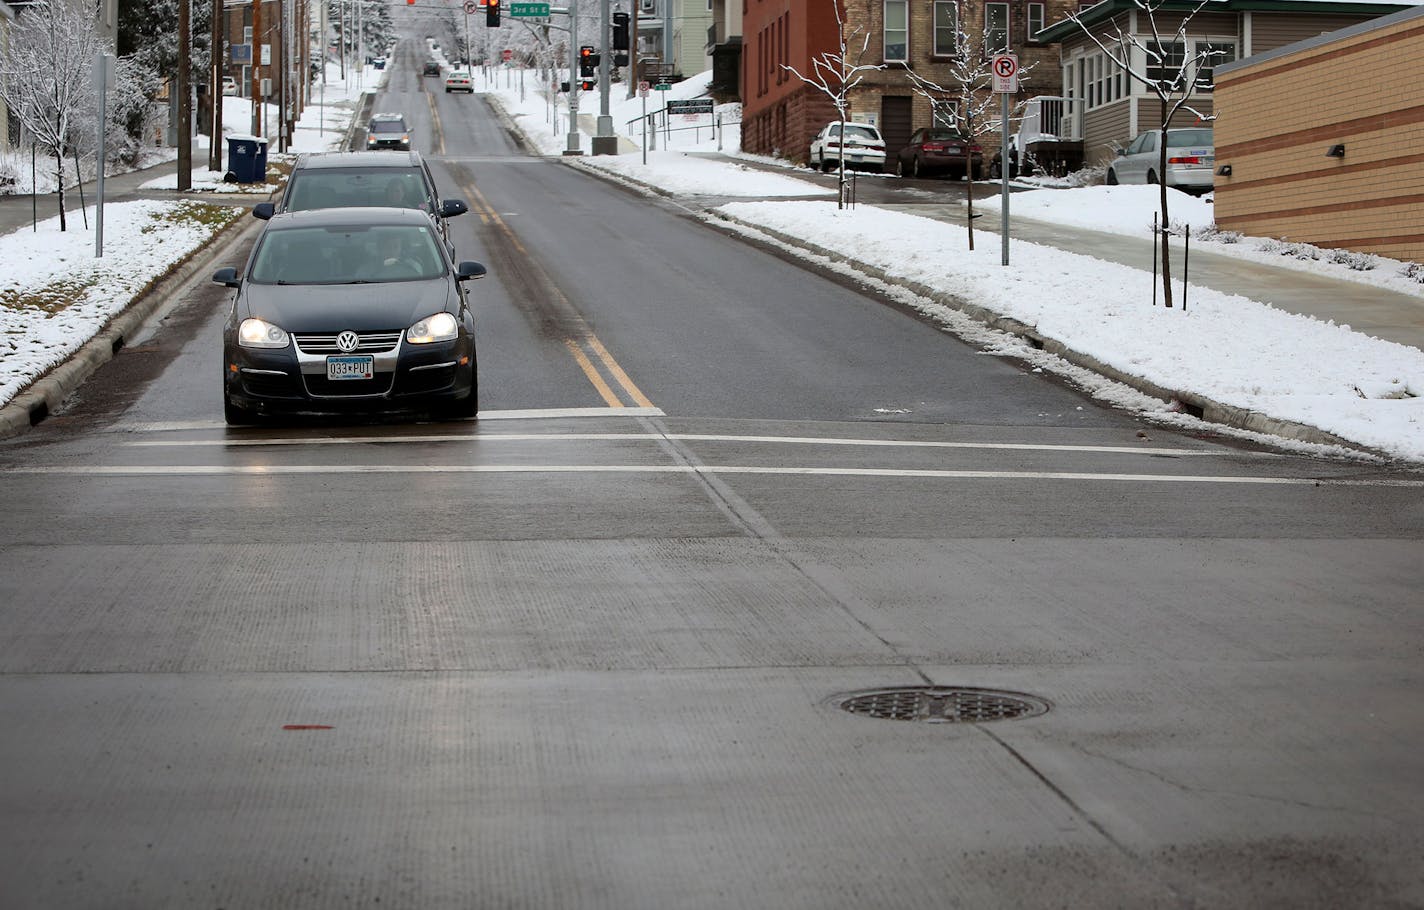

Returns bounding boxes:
[1,33,1422,910]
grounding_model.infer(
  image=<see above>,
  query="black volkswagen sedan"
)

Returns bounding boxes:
[212,208,486,425]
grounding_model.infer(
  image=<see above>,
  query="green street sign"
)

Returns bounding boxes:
[510,2,550,16]
[654,82,671,91]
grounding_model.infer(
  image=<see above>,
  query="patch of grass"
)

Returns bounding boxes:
[0,275,100,316]
[142,201,240,233]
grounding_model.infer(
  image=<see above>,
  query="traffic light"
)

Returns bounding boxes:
[580,79,594,91]
[579,45,598,78]
[612,11,630,51]
[486,0,500,27]
[406,0,415,5]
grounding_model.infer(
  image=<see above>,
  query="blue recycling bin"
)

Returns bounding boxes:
[225,135,269,183]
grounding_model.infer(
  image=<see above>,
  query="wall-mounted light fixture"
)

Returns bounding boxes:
[1217,164,1232,176]
[1326,144,1346,158]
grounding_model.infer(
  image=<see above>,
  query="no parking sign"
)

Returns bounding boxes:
[991,54,1019,93]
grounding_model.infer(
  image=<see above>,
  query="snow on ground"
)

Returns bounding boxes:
[0,200,240,405]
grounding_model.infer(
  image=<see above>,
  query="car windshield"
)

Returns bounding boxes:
[283,168,431,212]
[370,120,405,134]
[249,224,445,284]
[1167,129,1213,147]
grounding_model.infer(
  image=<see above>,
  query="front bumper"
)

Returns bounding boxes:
[224,334,475,415]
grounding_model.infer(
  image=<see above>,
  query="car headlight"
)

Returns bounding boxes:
[407,312,458,344]
[238,317,290,349]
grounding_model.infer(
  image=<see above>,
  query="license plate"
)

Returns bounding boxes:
[327,356,374,380]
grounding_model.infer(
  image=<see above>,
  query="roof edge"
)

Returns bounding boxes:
[1216,1,1424,76]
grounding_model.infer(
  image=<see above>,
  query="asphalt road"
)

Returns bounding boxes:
[1,31,1422,910]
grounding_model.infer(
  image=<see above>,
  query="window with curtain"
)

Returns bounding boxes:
[934,1,959,56]
[884,0,909,62]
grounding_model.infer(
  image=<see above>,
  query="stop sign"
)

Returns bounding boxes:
[501,48,513,62]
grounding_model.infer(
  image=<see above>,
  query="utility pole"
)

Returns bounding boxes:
[177,0,192,189]
[276,0,285,151]
[564,0,581,155]
[210,0,223,170]
[251,0,263,135]
[592,0,615,154]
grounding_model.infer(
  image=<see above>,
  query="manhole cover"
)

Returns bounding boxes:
[838,687,1049,724]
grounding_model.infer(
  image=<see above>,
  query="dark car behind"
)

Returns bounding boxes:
[895,128,984,180]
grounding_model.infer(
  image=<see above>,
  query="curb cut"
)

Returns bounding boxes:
[704,210,1375,457]
[0,210,263,442]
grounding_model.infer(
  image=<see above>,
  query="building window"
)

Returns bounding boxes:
[984,3,1009,53]
[932,100,960,127]
[1027,3,1044,41]
[934,1,959,56]
[1145,40,1185,91]
[1193,40,1237,90]
[884,0,908,62]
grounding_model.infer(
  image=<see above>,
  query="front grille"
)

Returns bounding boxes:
[304,373,395,397]
[294,332,402,354]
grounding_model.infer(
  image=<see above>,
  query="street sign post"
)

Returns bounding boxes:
[510,2,550,16]
[991,53,1019,267]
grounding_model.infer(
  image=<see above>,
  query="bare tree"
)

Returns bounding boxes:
[898,20,1031,250]
[1066,0,1223,307]
[782,0,883,209]
[0,0,106,231]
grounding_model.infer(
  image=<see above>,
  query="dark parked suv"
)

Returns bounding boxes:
[252,151,468,252]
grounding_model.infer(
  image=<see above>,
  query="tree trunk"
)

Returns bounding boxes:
[1158,100,1173,308]
[965,160,975,251]
[55,150,66,232]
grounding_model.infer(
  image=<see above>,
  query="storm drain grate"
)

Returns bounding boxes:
[838,687,1049,724]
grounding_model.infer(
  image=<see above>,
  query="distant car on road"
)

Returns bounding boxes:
[372,56,387,70]
[807,122,886,174]
[423,60,442,76]
[1107,128,1215,195]
[444,70,473,93]
[895,128,983,180]
[366,112,411,151]
[211,207,487,424]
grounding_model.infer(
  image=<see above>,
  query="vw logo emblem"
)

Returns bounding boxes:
[336,331,360,353]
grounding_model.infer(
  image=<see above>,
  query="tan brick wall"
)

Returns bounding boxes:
[1214,11,1424,262]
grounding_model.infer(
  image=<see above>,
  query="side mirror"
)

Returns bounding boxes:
[212,267,241,288]
[455,261,487,281]
[1115,148,1126,157]
[440,198,469,218]
[252,202,275,220]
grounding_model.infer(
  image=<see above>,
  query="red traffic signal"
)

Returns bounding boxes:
[486,0,500,26]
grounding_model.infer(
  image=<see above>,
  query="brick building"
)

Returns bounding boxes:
[741,0,1079,166]
[1212,3,1424,262]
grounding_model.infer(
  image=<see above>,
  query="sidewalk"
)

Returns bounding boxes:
[886,201,1424,352]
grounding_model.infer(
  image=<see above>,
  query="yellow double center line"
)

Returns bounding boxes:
[462,181,653,409]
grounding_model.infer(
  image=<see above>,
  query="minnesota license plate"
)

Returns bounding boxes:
[327,355,374,380]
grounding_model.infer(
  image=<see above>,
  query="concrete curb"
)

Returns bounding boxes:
[0,210,263,441]
[704,210,1375,457]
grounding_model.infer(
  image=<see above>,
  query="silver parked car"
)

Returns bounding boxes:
[1106,128,1214,195]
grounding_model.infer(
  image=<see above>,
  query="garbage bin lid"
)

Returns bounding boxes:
[228,134,267,145]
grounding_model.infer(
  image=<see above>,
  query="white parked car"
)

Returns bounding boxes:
[1107,128,1214,195]
[808,122,886,174]
[221,76,239,96]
